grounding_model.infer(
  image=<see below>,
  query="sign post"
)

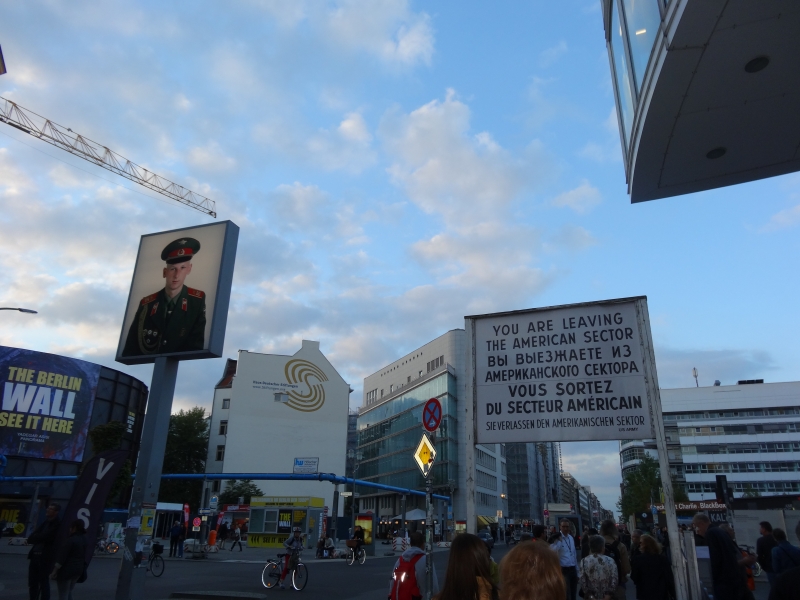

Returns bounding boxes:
[465,297,687,600]
[416,402,440,600]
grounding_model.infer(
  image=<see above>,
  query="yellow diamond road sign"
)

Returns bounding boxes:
[414,433,436,478]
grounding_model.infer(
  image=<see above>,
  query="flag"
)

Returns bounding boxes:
[54,449,130,568]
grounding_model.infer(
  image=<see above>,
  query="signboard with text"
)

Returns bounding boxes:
[469,297,655,444]
[0,346,101,461]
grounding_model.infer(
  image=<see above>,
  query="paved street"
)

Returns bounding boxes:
[0,543,469,600]
[0,541,771,600]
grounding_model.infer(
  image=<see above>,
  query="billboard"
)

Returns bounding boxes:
[0,346,101,461]
[116,221,239,365]
[468,297,656,444]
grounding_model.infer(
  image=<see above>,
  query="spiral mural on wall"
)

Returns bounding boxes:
[284,359,328,412]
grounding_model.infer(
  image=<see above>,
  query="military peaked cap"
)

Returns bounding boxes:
[161,237,201,264]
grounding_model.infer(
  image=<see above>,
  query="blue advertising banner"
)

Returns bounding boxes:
[0,346,101,461]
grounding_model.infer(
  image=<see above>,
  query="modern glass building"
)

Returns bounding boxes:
[357,329,507,535]
[620,380,800,501]
[603,0,800,201]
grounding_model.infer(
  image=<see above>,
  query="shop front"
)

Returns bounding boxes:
[246,496,325,550]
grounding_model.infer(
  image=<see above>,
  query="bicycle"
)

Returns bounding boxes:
[262,549,308,591]
[94,538,120,555]
[147,542,165,577]
[740,545,762,577]
[345,540,366,566]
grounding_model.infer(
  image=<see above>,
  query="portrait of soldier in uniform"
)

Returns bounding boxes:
[122,237,206,357]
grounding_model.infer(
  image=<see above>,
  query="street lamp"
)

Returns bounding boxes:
[692,367,699,387]
[0,307,38,314]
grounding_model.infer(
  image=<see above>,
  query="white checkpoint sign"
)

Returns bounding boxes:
[473,298,654,444]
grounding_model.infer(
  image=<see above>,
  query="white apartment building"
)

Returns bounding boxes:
[620,380,800,502]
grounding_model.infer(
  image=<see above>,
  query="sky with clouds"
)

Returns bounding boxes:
[1,0,799,513]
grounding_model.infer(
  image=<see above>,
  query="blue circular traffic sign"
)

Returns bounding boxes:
[422,398,442,432]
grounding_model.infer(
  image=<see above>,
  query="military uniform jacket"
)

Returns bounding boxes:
[122,286,206,356]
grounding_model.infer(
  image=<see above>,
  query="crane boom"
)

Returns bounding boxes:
[0,97,216,217]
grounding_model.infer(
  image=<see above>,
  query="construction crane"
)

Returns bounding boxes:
[0,96,216,217]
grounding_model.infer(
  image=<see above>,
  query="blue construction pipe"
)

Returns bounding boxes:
[0,469,451,502]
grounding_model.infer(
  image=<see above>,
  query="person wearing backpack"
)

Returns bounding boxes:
[771,528,800,576]
[600,520,630,600]
[388,531,439,600]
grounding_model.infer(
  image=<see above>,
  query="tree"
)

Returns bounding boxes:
[617,454,688,520]
[219,480,264,505]
[742,484,761,498]
[87,420,132,507]
[158,407,209,511]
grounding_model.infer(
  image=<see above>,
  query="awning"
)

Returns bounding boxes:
[389,509,428,521]
[477,516,498,527]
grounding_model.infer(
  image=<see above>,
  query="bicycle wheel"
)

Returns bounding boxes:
[358,549,366,565]
[346,549,355,566]
[292,563,308,591]
[150,554,165,577]
[107,541,120,554]
[752,562,762,578]
[262,561,281,589]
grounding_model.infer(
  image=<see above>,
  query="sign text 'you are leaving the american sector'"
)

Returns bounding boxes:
[472,298,655,444]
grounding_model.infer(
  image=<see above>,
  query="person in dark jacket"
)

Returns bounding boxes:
[631,534,674,600]
[771,528,800,576]
[692,513,751,600]
[49,519,87,600]
[581,528,599,560]
[28,503,62,600]
[169,521,182,557]
[758,522,779,589]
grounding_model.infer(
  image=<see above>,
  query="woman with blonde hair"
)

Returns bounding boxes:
[630,534,674,600]
[500,539,565,600]
[435,533,498,600]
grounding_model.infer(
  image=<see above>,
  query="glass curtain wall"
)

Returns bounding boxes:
[622,0,662,92]
[610,0,635,149]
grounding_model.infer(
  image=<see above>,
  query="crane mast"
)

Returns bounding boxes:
[0,97,216,217]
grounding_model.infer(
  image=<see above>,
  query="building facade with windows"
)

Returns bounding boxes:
[620,381,800,501]
[602,0,800,202]
[203,341,351,514]
[356,329,507,534]
[506,442,561,525]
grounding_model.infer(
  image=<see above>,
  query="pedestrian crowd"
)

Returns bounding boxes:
[399,514,800,600]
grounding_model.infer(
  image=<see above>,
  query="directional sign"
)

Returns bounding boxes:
[414,432,436,478]
[422,397,443,432]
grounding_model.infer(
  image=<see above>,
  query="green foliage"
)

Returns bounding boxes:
[219,480,264,505]
[616,454,688,519]
[742,484,761,498]
[87,421,132,507]
[158,407,209,511]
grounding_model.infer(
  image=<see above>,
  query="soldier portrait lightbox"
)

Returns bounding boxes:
[115,221,239,365]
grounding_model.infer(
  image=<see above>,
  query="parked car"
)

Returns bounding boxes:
[478,531,495,550]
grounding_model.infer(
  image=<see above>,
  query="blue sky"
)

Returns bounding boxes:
[1,1,798,513]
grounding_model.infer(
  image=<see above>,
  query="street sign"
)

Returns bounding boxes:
[422,397,443,432]
[414,432,436,478]
[339,491,353,497]
[209,496,218,509]
[543,509,549,517]
[193,517,201,527]
[293,457,320,474]
[198,509,212,515]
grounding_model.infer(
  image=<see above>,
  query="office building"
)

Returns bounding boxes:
[601,0,800,201]
[506,442,560,524]
[356,329,507,534]
[620,381,800,501]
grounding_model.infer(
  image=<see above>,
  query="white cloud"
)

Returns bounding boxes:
[186,141,237,173]
[760,204,800,232]
[381,90,529,228]
[578,108,622,163]
[552,180,602,214]
[306,112,376,173]
[539,41,568,68]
